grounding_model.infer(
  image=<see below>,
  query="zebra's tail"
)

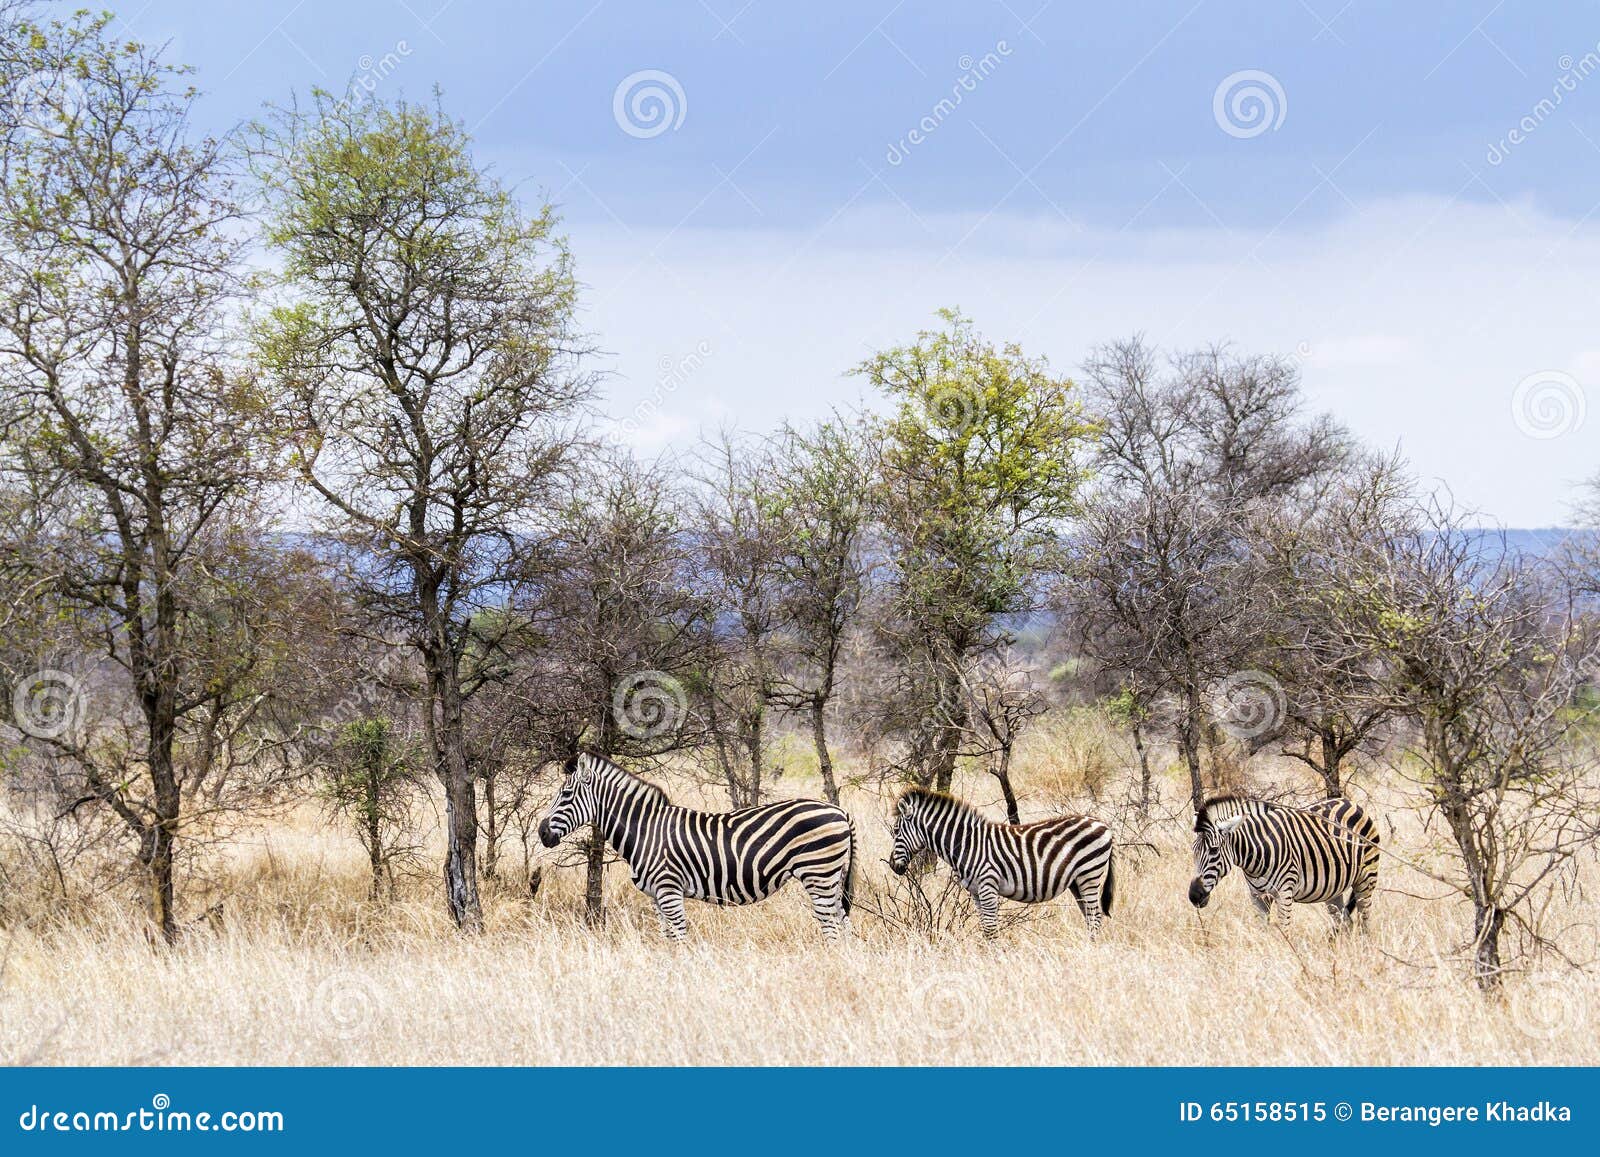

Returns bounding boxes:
[1102,851,1116,916]
[842,815,857,917]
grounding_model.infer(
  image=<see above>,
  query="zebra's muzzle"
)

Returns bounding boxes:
[889,857,907,876]
[538,820,561,848]
[1188,877,1211,907]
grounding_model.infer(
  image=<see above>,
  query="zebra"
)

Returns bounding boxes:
[1188,793,1380,930]
[537,752,856,942]
[887,788,1116,937]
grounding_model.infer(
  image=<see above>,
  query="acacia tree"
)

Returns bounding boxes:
[692,433,786,807]
[1352,505,1599,985]
[1062,338,1347,810]
[0,14,285,940]
[252,92,587,932]
[1250,451,1412,797]
[526,454,710,923]
[766,417,872,804]
[859,310,1092,792]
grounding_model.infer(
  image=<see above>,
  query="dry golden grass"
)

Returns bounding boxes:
[2,739,1596,1066]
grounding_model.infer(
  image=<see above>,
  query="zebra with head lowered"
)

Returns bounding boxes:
[1188,794,1379,930]
[888,788,1116,937]
[538,753,856,941]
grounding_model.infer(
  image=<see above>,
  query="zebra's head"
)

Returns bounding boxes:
[538,754,594,848]
[888,793,928,875]
[1189,808,1247,908]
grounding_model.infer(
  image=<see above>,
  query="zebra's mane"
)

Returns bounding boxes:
[579,752,672,805]
[1194,792,1274,831]
[899,787,984,821]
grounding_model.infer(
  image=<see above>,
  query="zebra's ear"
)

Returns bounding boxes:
[563,753,581,777]
[1212,814,1247,835]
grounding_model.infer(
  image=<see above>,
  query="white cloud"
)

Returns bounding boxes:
[569,195,1598,525]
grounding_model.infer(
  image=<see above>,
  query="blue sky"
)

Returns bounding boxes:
[114,0,1600,524]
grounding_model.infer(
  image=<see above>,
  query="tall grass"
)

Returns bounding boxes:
[1,751,1594,1066]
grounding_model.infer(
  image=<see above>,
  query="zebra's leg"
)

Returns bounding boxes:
[1072,877,1106,938]
[1325,896,1352,931]
[974,882,1001,939]
[652,887,689,942]
[799,873,846,943]
[1350,867,1378,932]
[1248,887,1272,921]
[1272,890,1295,930]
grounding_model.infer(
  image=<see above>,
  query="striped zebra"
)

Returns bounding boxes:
[1188,794,1380,930]
[888,788,1116,937]
[538,753,856,942]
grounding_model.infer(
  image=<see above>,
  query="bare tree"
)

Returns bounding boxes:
[1062,337,1348,810]
[252,91,588,932]
[1250,450,1412,796]
[523,453,711,923]
[1353,502,1599,985]
[766,417,873,804]
[0,14,286,940]
[692,433,786,807]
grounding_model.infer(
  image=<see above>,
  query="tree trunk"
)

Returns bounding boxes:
[425,648,483,933]
[1177,685,1206,812]
[139,821,178,945]
[747,709,764,807]
[991,745,1021,824]
[1319,731,1343,799]
[142,700,181,944]
[1473,904,1506,989]
[583,828,606,926]
[482,768,499,882]
[366,775,383,901]
[810,697,839,805]
[1132,721,1153,816]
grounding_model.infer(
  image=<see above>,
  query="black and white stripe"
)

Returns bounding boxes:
[1188,794,1380,929]
[888,788,1116,937]
[538,753,856,941]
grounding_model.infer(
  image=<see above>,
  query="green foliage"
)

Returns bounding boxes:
[859,309,1094,632]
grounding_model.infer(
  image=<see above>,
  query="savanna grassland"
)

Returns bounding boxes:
[3,720,1594,1067]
